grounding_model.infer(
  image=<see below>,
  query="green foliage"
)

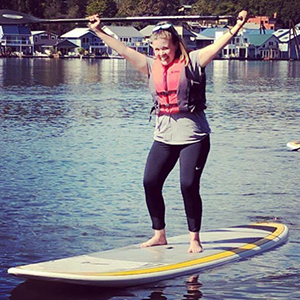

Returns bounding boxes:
[43,0,63,18]
[117,0,141,17]
[1,0,299,27]
[191,0,300,26]
[66,0,89,18]
[86,0,117,17]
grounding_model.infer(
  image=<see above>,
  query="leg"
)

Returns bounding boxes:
[179,135,210,252]
[142,141,180,247]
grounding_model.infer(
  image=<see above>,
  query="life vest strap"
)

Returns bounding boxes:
[156,90,177,96]
[159,103,179,108]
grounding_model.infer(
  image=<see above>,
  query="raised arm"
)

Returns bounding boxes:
[198,10,248,67]
[88,15,148,75]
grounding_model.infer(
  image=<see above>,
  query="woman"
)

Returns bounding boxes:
[89,10,247,253]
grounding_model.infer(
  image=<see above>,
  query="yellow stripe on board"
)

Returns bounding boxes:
[62,223,286,277]
[27,223,286,277]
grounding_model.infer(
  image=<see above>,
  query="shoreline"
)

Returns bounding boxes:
[0,55,295,61]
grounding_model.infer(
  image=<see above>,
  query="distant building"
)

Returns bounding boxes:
[30,31,58,54]
[0,25,33,55]
[103,25,149,56]
[201,28,227,57]
[246,15,277,31]
[194,33,214,49]
[178,5,192,14]
[200,27,227,39]
[246,34,280,59]
[60,28,107,56]
[213,28,279,60]
[274,27,300,60]
[55,39,78,56]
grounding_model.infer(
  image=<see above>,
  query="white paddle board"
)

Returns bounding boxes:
[8,222,288,287]
[287,141,300,151]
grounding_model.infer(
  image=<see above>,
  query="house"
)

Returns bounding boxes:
[200,27,227,39]
[0,25,33,55]
[140,25,197,53]
[103,25,149,56]
[274,27,300,60]
[55,39,78,56]
[246,15,277,31]
[246,34,280,59]
[60,28,107,56]
[201,28,228,58]
[194,33,214,49]
[30,31,58,55]
[204,27,278,59]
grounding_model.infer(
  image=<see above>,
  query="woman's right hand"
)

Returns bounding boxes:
[88,14,101,31]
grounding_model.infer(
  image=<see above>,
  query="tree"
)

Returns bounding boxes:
[86,0,118,17]
[117,0,140,17]
[135,0,180,16]
[44,0,63,18]
[278,0,300,25]
[191,0,215,15]
[66,0,89,18]
[0,0,16,10]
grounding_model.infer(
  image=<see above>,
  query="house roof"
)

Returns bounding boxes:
[31,30,58,37]
[140,25,154,37]
[274,28,300,42]
[247,34,273,46]
[0,25,31,35]
[200,27,227,38]
[103,26,144,38]
[243,23,261,30]
[55,39,78,48]
[242,28,274,35]
[61,28,97,39]
[31,31,46,35]
[195,33,214,41]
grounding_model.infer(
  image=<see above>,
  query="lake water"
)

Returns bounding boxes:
[0,57,299,300]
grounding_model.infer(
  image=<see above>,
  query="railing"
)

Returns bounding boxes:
[1,40,32,46]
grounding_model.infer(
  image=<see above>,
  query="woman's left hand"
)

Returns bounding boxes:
[236,10,248,28]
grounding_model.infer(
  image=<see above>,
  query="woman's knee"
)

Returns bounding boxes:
[180,177,198,195]
[143,173,160,191]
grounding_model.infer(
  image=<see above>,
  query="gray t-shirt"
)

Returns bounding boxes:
[146,50,211,145]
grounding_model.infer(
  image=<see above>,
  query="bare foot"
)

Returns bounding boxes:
[187,232,203,253]
[141,229,167,248]
[187,240,203,253]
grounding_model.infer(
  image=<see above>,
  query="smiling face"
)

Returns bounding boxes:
[152,38,178,66]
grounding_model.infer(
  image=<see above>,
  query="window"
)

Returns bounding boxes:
[82,37,89,44]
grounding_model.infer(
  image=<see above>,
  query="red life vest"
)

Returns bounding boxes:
[149,58,207,115]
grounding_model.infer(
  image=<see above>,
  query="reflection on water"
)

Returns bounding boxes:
[1,58,299,299]
[9,280,135,300]
[9,276,204,300]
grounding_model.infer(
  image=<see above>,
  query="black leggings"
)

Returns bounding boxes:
[143,135,210,232]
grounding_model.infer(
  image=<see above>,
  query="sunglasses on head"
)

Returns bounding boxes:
[152,23,176,34]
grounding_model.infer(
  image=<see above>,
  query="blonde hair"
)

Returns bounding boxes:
[150,24,190,66]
